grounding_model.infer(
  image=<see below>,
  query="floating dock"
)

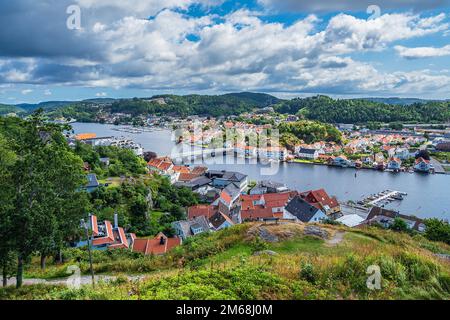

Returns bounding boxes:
[358,189,408,207]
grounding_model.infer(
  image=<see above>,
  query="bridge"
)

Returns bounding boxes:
[171,147,234,162]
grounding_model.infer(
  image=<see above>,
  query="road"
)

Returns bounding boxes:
[430,157,447,174]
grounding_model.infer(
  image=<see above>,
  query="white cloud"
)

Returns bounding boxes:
[1,3,450,97]
[21,89,33,95]
[44,89,52,95]
[95,92,107,97]
[395,44,450,59]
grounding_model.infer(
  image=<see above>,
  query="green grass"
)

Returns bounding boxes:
[2,222,450,300]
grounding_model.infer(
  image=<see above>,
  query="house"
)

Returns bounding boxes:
[188,205,217,220]
[387,157,402,171]
[336,214,365,227]
[260,146,288,161]
[132,233,182,255]
[297,148,319,160]
[332,155,351,167]
[299,189,341,218]
[284,196,328,223]
[436,142,450,152]
[414,157,433,173]
[174,175,212,190]
[207,170,248,191]
[148,157,174,174]
[212,183,242,209]
[99,157,110,166]
[172,216,211,240]
[85,174,100,192]
[250,181,289,195]
[361,207,426,232]
[239,192,294,221]
[209,211,234,231]
[82,214,134,250]
[395,147,412,160]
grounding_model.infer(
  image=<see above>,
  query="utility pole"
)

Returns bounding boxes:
[81,218,95,288]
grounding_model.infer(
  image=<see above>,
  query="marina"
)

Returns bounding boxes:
[70,122,450,220]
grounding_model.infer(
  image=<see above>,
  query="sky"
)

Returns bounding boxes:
[1,0,450,104]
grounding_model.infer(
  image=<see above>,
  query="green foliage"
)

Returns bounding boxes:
[73,142,147,178]
[274,95,450,124]
[88,175,199,236]
[250,236,269,253]
[389,218,410,233]
[424,219,450,245]
[278,120,342,144]
[0,112,89,287]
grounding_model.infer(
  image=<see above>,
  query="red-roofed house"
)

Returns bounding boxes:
[414,157,432,173]
[188,205,217,220]
[239,192,294,221]
[300,189,341,217]
[132,233,181,255]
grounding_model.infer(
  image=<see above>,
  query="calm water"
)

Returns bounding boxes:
[71,122,450,220]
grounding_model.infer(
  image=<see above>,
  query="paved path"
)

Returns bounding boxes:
[430,157,446,174]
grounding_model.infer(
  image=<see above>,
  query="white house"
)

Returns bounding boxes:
[387,157,402,170]
[414,157,433,173]
[297,148,319,160]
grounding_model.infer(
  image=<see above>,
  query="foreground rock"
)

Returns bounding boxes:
[303,225,329,239]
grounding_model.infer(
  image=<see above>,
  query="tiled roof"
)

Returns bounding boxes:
[92,220,115,246]
[188,205,217,220]
[132,233,181,255]
[300,189,339,211]
[90,215,99,236]
[209,211,234,229]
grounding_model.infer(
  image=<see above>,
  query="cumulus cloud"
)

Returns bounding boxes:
[395,44,450,59]
[1,1,450,97]
[258,0,450,13]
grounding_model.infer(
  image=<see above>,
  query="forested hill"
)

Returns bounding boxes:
[3,93,450,123]
[109,93,282,117]
[274,95,450,124]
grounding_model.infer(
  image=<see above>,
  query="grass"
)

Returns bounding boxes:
[2,222,450,300]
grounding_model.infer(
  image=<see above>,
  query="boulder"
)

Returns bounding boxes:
[303,225,329,239]
[253,250,278,256]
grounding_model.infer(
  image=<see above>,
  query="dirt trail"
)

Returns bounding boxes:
[3,274,143,287]
[326,231,346,246]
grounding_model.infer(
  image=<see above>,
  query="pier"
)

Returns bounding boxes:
[358,190,408,207]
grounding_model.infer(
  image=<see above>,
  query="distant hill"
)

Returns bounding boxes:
[359,97,442,105]
[0,104,24,115]
[16,101,76,112]
[223,92,282,106]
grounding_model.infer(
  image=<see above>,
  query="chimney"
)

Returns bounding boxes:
[114,212,118,229]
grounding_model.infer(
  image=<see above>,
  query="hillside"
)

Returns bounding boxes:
[1,222,449,300]
[274,95,450,124]
[0,104,24,115]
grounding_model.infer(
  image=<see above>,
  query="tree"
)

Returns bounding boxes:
[3,111,87,287]
[424,219,450,245]
[0,134,17,286]
[389,218,409,233]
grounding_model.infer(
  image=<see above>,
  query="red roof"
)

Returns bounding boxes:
[300,189,339,211]
[188,205,216,220]
[415,157,430,164]
[240,192,292,221]
[148,157,173,172]
[220,190,232,205]
[90,215,99,236]
[92,220,115,246]
[109,227,129,249]
[173,165,190,174]
[178,172,201,182]
[132,233,181,255]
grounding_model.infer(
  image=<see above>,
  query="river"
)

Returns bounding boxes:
[70,122,450,220]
